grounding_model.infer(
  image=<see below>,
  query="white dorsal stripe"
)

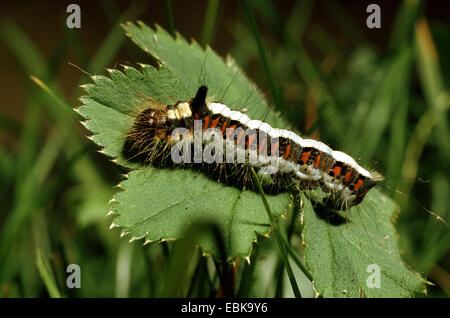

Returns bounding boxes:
[239,114,251,125]
[209,102,226,114]
[300,139,333,154]
[229,110,244,121]
[206,101,372,179]
[247,120,263,130]
[259,123,272,134]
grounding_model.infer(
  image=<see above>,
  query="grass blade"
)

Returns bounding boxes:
[250,168,301,298]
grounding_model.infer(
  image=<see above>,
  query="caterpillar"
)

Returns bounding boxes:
[123,85,384,210]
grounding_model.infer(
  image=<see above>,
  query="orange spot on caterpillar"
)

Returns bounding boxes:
[314,154,321,167]
[236,130,246,145]
[354,178,364,191]
[282,144,291,159]
[203,116,210,130]
[344,171,352,183]
[194,113,200,119]
[301,151,311,164]
[332,166,342,177]
[258,138,267,153]
[211,117,220,129]
[221,120,228,134]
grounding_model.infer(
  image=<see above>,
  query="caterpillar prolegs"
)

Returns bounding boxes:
[123,86,384,210]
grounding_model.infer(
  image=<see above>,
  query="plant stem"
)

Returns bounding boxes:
[250,168,301,298]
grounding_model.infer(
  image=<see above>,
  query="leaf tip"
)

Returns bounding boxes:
[109,222,118,229]
[129,237,139,243]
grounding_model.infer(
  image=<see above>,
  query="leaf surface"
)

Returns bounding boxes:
[302,189,426,297]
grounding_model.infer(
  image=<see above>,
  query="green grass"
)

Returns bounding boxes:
[0,0,448,298]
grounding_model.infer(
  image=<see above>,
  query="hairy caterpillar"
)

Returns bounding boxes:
[123,85,384,210]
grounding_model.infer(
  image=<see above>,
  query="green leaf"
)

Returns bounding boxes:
[302,188,427,297]
[111,169,289,259]
[77,22,290,259]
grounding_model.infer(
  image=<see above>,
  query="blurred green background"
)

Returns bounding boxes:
[0,0,448,297]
